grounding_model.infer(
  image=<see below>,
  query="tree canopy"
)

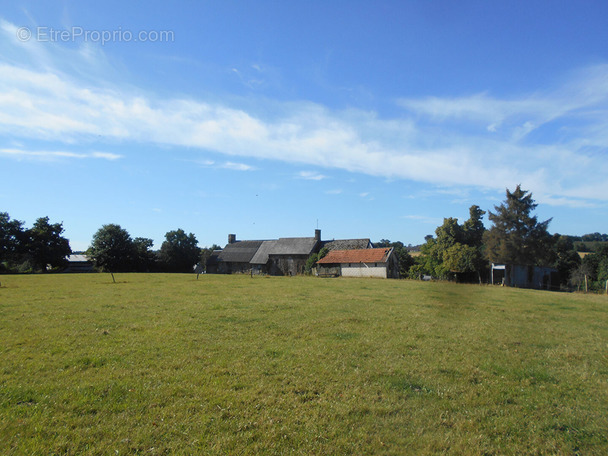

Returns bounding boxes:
[411,205,486,281]
[88,224,137,273]
[1,213,71,272]
[159,229,200,272]
[26,217,72,271]
[0,212,25,268]
[484,185,554,266]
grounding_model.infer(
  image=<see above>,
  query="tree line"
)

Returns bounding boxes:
[0,213,72,273]
[0,214,218,274]
[398,185,608,291]
[2,186,607,290]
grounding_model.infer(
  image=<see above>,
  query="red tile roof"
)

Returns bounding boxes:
[316,247,392,264]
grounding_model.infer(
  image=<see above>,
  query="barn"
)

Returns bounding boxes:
[251,236,320,276]
[316,247,399,279]
[206,235,264,274]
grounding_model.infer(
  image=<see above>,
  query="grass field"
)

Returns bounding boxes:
[1,274,607,455]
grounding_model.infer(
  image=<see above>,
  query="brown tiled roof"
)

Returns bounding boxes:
[316,247,392,264]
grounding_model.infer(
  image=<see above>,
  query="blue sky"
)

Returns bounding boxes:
[1,1,608,251]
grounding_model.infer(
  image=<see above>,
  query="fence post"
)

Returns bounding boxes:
[584,275,588,293]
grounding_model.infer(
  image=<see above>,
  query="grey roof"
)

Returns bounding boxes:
[66,254,91,262]
[217,240,264,263]
[250,240,278,265]
[271,237,318,255]
[321,239,372,251]
[251,237,318,264]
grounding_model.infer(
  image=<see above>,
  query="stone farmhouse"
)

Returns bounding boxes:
[206,230,373,276]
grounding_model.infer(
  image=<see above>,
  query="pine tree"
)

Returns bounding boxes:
[484,185,554,266]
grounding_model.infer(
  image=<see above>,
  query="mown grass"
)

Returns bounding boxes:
[0,274,607,455]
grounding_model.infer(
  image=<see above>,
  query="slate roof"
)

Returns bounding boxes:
[217,240,265,263]
[271,237,318,255]
[250,240,278,265]
[316,247,393,264]
[251,237,319,264]
[321,239,372,251]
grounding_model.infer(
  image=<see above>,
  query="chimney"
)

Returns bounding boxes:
[314,229,321,242]
[228,234,236,244]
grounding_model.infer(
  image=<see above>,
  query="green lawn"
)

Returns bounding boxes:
[1,274,607,455]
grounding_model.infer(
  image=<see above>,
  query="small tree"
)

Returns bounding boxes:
[443,243,485,282]
[305,247,329,274]
[88,224,137,274]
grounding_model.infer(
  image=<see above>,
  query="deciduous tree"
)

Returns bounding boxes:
[133,237,155,272]
[88,224,136,273]
[0,212,25,269]
[412,205,487,281]
[26,217,71,271]
[160,229,200,272]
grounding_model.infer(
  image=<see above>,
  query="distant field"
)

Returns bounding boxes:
[1,274,607,455]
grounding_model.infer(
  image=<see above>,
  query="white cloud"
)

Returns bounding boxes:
[222,161,255,171]
[538,196,598,209]
[298,171,327,180]
[0,148,122,161]
[1,18,608,207]
[90,151,122,160]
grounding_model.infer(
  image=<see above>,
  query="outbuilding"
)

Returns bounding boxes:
[64,254,94,273]
[316,247,399,279]
[491,263,559,290]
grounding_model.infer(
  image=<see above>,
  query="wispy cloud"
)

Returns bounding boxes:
[194,159,255,171]
[298,171,327,180]
[0,148,122,161]
[325,189,342,195]
[222,161,256,171]
[1,18,608,207]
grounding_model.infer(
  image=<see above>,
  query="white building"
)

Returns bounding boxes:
[316,247,399,279]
